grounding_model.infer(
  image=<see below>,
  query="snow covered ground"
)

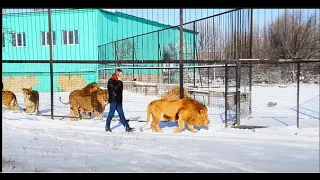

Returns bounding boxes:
[2,84,319,172]
[241,84,319,128]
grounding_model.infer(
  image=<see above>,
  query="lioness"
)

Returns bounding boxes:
[141,98,210,133]
[22,87,39,114]
[2,90,21,112]
[59,82,100,120]
[77,88,109,120]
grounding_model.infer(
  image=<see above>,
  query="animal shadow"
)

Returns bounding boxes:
[194,126,209,131]
[158,121,178,129]
[103,111,119,119]
[158,120,209,131]
[128,116,141,121]
[5,117,38,121]
[39,109,51,114]
[111,121,124,130]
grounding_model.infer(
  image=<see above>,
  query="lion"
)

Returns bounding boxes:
[59,82,100,120]
[77,88,109,120]
[160,86,189,121]
[161,86,189,100]
[140,98,210,133]
[22,87,39,114]
[2,90,21,112]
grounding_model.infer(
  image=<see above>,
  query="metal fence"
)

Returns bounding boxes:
[240,60,319,128]
[97,62,252,126]
[2,8,319,128]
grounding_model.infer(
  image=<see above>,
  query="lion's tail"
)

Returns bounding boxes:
[59,96,70,105]
[139,103,152,132]
[11,98,24,112]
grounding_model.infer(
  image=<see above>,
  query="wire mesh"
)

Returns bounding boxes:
[2,8,319,128]
[297,62,320,128]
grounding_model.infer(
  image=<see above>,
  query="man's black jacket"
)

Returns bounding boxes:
[107,76,123,104]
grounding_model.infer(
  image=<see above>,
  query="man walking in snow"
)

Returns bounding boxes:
[105,69,134,132]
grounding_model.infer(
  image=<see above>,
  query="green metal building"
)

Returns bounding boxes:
[2,9,198,92]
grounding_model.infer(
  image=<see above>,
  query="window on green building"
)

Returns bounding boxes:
[62,30,78,45]
[12,32,26,47]
[41,31,56,46]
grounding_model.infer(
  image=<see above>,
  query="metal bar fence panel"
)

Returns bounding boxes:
[297,61,320,128]
[48,9,54,119]
[179,8,184,99]
[236,60,241,127]
[2,8,319,129]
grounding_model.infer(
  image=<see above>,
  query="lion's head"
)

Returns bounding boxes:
[197,108,210,127]
[182,98,210,127]
[96,88,109,106]
[22,87,33,98]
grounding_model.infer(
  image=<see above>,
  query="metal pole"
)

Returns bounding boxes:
[115,42,117,67]
[249,65,252,113]
[105,45,107,85]
[179,8,184,99]
[297,62,300,128]
[132,39,135,80]
[48,9,54,120]
[236,60,241,127]
[207,67,209,88]
[193,22,196,88]
[158,31,160,83]
[98,46,100,60]
[249,8,253,59]
[224,63,228,127]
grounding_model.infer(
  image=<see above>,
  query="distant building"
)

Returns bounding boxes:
[2,9,198,92]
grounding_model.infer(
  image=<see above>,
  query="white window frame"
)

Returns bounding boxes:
[13,33,26,47]
[63,30,78,45]
[41,31,56,46]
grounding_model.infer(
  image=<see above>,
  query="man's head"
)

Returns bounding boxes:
[116,69,123,77]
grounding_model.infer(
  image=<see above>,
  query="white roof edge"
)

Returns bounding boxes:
[101,9,117,13]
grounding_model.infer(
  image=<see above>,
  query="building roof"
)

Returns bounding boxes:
[3,9,198,34]
[99,9,198,34]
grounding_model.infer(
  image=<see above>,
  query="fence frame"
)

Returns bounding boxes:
[3,58,319,126]
[2,8,319,128]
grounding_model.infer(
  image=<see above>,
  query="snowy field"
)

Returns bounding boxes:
[2,84,319,172]
[242,84,319,127]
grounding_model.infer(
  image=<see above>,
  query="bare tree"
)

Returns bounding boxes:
[2,9,14,49]
[250,10,320,84]
[114,40,136,66]
[196,22,221,60]
[265,10,319,59]
[222,29,252,61]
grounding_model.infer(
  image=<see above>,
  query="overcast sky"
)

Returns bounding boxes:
[3,9,319,29]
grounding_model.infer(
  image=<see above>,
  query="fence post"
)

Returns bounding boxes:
[249,8,253,59]
[248,9,253,115]
[132,38,135,80]
[98,46,100,60]
[224,63,228,128]
[158,31,160,83]
[115,42,117,67]
[193,22,196,88]
[48,9,54,120]
[236,60,241,127]
[249,64,252,113]
[296,61,301,128]
[179,8,184,99]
